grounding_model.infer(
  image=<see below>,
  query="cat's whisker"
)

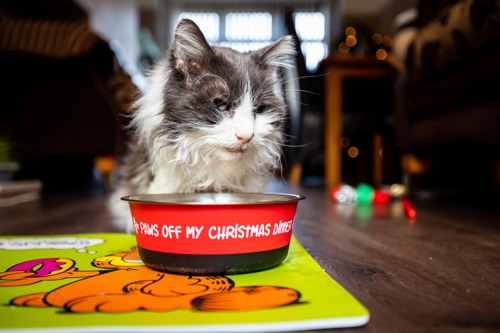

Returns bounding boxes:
[281,133,298,139]
[288,89,324,98]
[279,72,328,85]
[193,73,224,86]
[281,143,311,148]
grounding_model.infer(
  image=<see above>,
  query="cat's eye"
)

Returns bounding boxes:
[255,105,268,114]
[213,98,228,111]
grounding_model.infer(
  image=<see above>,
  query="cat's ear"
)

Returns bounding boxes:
[254,36,296,74]
[171,19,213,74]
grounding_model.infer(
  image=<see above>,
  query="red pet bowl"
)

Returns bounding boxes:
[122,193,304,275]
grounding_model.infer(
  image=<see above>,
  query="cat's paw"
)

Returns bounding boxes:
[108,189,134,234]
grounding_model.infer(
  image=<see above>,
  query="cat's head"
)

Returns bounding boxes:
[158,19,295,168]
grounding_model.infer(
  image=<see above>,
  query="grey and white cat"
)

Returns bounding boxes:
[110,19,295,231]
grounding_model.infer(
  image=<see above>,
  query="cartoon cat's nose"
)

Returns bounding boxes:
[236,133,254,145]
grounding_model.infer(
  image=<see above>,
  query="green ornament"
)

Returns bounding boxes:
[356,183,374,204]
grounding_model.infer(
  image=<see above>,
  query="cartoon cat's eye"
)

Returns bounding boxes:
[213,98,228,111]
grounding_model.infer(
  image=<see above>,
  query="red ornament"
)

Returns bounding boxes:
[372,190,391,205]
[401,197,416,218]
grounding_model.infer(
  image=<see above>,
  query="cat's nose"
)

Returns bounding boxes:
[236,133,254,145]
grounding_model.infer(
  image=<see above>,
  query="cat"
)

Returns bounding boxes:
[110,19,296,232]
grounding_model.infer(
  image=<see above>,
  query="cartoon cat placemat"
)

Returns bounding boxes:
[0,234,369,332]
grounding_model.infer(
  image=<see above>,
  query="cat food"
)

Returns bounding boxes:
[122,193,304,274]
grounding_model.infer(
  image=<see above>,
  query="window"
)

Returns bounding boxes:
[294,12,327,71]
[174,5,328,72]
[225,12,272,41]
[222,12,273,52]
[178,12,220,42]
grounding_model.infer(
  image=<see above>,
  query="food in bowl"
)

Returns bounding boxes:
[122,193,304,275]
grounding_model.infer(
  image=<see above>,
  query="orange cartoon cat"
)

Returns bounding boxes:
[0,247,301,313]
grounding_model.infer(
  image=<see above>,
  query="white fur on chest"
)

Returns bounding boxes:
[147,151,268,194]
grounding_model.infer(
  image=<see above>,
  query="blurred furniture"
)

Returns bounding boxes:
[394,0,500,190]
[0,1,136,191]
[322,55,396,188]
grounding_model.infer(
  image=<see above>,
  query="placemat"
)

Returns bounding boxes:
[0,234,369,332]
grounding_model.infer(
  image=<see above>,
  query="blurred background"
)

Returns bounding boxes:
[1,0,499,204]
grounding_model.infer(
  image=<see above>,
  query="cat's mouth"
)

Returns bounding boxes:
[225,145,246,153]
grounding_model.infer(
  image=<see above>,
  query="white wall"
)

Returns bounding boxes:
[342,0,392,15]
[76,0,140,66]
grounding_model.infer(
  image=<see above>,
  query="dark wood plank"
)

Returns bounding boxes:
[0,192,114,235]
[291,186,500,332]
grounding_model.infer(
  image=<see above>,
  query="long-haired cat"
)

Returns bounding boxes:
[110,19,295,231]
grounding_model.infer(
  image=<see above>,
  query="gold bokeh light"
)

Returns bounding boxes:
[339,136,350,148]
[339,42,350,53]
[348,147,359,158]
[345,26,356,36]
[372,33,383,45]
[376,48,387,60]
[346,35,357,47]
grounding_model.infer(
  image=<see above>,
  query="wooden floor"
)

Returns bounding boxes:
[1,181,499,332]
